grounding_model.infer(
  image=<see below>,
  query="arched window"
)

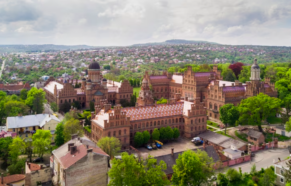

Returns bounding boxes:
[108,132,111,137]
[158,121,160,125]
[150,122,152,126]
[199,119,201,123]
[209,102,212,109]
[161,120,164,125]
[169,119,171,124]
[214,104,218,110]
[134,124,137,129]
[202,118,204,122]
[119,130,121,135]
[146,122,149,127]
[124,129,126,134]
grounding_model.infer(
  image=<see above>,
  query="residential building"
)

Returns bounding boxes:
[0,81,31,95]
[247,130,265,145]
[6,114,60,141]
[274,158,290,186]
[25,162,51,186]
[51,136,109,186]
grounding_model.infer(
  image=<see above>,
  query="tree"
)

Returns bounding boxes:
[59,101,71,113]
[173,128,180,139]
[152,128,160,141]
[9,137,26,163]
[0,137,13,165]
[63,118,84,141]
[50,102,59,112]
[55,123,65,147]
[159,127,166,141]
[5,100,30,116]
[225,168,241,182]
[260,167,276,186]
[108,152,169,186]
[90,101,95,111]
[25,87,47,114]
[32,130,52,158]
[219,104,239,134]
[223,69,236,81]
[143,131,150,144]
[7,158,26,175]
[103,64,111,70]
[134,132,144,147]
[97,137,121,159]
[238,66,250,83]
[20,89,28,100]
[156,98,168,104]
[0,91,7,125]
[238,93,282,132]
[165,126,174,140]
[283,159,291,183]
[172,149,214,186]
[229,62,244,78]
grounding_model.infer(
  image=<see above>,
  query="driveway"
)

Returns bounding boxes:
[228,148,290,173]
[138,138,199,157]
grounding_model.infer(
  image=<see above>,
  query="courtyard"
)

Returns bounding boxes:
[138,137,199,157]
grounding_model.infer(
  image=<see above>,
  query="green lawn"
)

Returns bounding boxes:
[265,133,291,142]
[133,87,141,98]
[235,131,248,142]
[267,116,282,124]
[207,120,220,128]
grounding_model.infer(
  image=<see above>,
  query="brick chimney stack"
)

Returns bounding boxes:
[171,148,174,156]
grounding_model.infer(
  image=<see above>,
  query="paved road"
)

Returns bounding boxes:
[44,103,64,121]
[229,148,290,173]
[0,60,5,79]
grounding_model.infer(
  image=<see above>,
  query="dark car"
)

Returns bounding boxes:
[32,157,43,163]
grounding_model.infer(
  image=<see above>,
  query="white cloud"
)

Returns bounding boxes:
[0,0,291,46]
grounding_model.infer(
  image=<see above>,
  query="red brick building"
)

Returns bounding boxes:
[44,60,133,109]
[0,81,31,95]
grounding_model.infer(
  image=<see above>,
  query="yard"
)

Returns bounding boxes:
[265,133,291,142]
[207,121,220,128]
[133,87,141,98]
[216,131,234,139]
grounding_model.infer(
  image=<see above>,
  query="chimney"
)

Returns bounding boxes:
[49,114,50,117]
[171,148,174,156]
[87,149,93,153]
[70,146,77,154]
[104,104,111,112]
[278,157,281,162]
[68,143,74,151]
[232,83,234,86]
[91,112,94,119]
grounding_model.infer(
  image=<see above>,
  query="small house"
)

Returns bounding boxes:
[247,130,265,145]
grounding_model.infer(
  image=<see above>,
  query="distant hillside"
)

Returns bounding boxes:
[132,39,219,46]
[0,44,96,53]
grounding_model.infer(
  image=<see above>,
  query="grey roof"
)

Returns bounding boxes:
[247,130,263,139]
[155,146,220,175]
[94,90,104,96]
[198,130,246,149]
[7,114,60,129]
[223,148,242,155]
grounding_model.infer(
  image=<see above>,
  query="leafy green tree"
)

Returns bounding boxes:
[103,64,111,70]
[172,149,214,186]
[32,130,52,158]
[5,100,30,116]
[64,118,84,141]
[90,101,95,111]
[152,128,160,141]
[50,102,59,112]
[173,128,180,139]
[143,131,150,144]
[134,132,144,147]
[77,110,91,126]
[97,137,121,159]
[7,158,26,175]
[159,127,166,141]
[0,137,13,165]
[9,137,26,163]
[217,173,229,186]
[0,91,7,125]
[223,69,236,81]
[219,104,239,134]
[225,168,241,182]
[59,101,71,113]
[238,93,281,132]
[260,167,276,186]
[108,152,169,186]
[25,87,47,114]
[20,89,28,100]
[165,126,174,140]
[55,123,65,147]
[156,98,168,104]
[238,66,250,83]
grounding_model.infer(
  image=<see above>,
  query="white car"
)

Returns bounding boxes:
[191,137,201,142]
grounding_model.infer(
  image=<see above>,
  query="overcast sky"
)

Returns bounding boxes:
[0,0,291,46]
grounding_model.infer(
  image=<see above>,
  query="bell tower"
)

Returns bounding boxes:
[137,78,154,106]
[250,59,260,81]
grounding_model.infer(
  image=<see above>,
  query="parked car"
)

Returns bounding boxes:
[155,140,163,146]
[32,157,43,163]
[152,143,157,150]
[156,142,162,148]
[145,144,152,150]
[191,137,203,146]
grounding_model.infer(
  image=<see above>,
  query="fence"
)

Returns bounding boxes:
[214,155,251,169]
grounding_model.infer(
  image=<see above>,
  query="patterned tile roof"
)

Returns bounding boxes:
[222,86,246,92]
[195,72,215,77]
[122,102,184,121]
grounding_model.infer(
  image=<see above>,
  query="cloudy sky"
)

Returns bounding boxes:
[0,0,291,46]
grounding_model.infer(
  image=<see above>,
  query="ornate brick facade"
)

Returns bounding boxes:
[44,60,133,110]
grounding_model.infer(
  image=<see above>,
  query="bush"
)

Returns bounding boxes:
[134,132,144,147]
[84,126,91,133]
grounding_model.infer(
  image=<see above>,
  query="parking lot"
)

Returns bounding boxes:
[138,138,199,157]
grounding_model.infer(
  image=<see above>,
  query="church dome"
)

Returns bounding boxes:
[251,59,260,69]
[88,60,100,70]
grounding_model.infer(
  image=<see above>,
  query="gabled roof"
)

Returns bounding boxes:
[248,130,263,138]
[1,174,25,185]
[94,90,104,96]
[7,114,60,129]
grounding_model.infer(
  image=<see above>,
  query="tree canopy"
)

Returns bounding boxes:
[63,118,84,141]
[25,87,47,114]
[97,137,121,159]
[32,130,52,158]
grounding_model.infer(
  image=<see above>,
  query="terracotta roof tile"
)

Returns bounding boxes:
[29,163,41,171]
[2,174,25,184]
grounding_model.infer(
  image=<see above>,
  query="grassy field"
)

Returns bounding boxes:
[265,133,291,142]
[133,87,141,98]
[207,120,220,128]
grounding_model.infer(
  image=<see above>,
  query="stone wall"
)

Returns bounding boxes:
[25,167,52,186]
